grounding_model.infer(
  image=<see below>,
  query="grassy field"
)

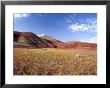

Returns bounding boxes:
[14,48,97,75]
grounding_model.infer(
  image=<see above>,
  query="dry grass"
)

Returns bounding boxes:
[14,48,97,75]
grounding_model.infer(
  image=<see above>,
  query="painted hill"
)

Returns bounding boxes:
[14,31,56,48]
[60,41,97,49]
[14,31,97,50]
[40,35,63,47]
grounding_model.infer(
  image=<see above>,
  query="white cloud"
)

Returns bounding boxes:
[64,14,76,23]
[14,13,30,18]
[37,34,45,37]
[65,19,72,23]
[69,18,97,32]
[68,20,72,23]
[69,14,76,19]
[80,36,97,43]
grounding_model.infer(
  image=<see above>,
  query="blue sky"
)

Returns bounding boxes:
[14,13,97,43]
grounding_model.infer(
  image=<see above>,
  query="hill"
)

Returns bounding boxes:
[14,31,97,50]
[14,31,56,48]
[60,41,97,49]
[40,35,63,47]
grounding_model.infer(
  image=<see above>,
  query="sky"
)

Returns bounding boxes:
[14,13,97,43]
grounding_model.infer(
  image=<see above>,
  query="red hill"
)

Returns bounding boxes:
[14,31,56,48]
[60,41,97,50]
[14,31,97,50]
[40,35,63,47]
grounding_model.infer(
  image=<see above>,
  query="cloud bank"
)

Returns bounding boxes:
[69,18,97,32]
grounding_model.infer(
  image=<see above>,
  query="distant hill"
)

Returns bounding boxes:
[14,31,56,48]
[60,41,97,49]
[14,31,97,50]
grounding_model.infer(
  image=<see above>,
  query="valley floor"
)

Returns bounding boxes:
[14,48,97,75]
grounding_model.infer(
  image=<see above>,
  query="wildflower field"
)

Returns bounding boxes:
[14,48,97,75]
